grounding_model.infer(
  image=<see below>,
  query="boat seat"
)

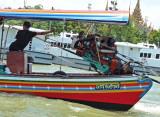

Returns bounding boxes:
[7,51,28,74]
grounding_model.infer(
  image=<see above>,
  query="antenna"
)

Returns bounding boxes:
[24,0,27,8]
[88,3,92,10]
[105,0,109,11]
[109,0,118,11]
[128,0,131,25]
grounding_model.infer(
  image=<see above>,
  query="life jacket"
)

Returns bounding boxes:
[99,37,116,60]
[76,41,85,56]
[110,58,120,74]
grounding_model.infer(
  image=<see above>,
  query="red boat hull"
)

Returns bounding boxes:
[0,74,152,111]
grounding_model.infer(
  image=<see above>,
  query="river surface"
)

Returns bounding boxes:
[0,64,160,117]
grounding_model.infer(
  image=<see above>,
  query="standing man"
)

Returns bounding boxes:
[9,21,53,51]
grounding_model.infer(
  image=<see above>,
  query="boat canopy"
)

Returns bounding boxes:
[0,9,129,25]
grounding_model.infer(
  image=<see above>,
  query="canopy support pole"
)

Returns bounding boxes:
[92,23,101,64]
[0,19,5,62]
[59,19,66,71]
[1,24,10,62]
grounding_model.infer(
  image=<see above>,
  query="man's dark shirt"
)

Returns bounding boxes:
[9,30,37,51]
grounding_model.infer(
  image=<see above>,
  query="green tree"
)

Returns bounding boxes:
[148,30,160,46]
[34,4,43,9]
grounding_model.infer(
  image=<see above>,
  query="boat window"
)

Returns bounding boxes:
[156,54,160,59]
[66,34,71,37]
[149,46,154,49]
[148,53,151,58]
[140,53,143,57]
[144,53,147,57]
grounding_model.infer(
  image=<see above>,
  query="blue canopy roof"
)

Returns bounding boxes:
[0,9,129,25]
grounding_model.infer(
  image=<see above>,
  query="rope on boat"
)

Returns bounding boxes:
[144,75,160,85]
[117,52,160,84]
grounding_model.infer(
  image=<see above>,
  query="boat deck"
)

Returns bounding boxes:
[0,72,135,79]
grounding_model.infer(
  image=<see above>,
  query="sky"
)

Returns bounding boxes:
[0,0,159,29]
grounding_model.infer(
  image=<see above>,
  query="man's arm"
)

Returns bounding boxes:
[100,43,116,51]
[36,30,53,35]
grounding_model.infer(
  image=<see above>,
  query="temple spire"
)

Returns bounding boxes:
[132,0,143,24]
[105,0,109,11]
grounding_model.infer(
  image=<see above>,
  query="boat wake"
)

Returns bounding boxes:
[68,105,88,112]
[133,101,160,116]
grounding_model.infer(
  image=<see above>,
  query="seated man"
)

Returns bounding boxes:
[76,34,110,74]
[71,31,85,48]
[122,61,133,74]
[100,36,116,51]
[97,36,118,74]
[98,36,117,63]
[71,31,86,56]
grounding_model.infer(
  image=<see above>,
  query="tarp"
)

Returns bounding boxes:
[0,9,129,25]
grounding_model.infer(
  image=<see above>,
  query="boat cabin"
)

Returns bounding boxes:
[139,48,160,68]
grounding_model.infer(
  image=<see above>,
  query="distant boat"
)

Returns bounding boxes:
[116,42,160,75]
[116,42,158,62]
[135,47,160,75]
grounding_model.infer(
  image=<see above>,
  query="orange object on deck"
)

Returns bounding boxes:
[7,51,28,74]
[110,58,119,74]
